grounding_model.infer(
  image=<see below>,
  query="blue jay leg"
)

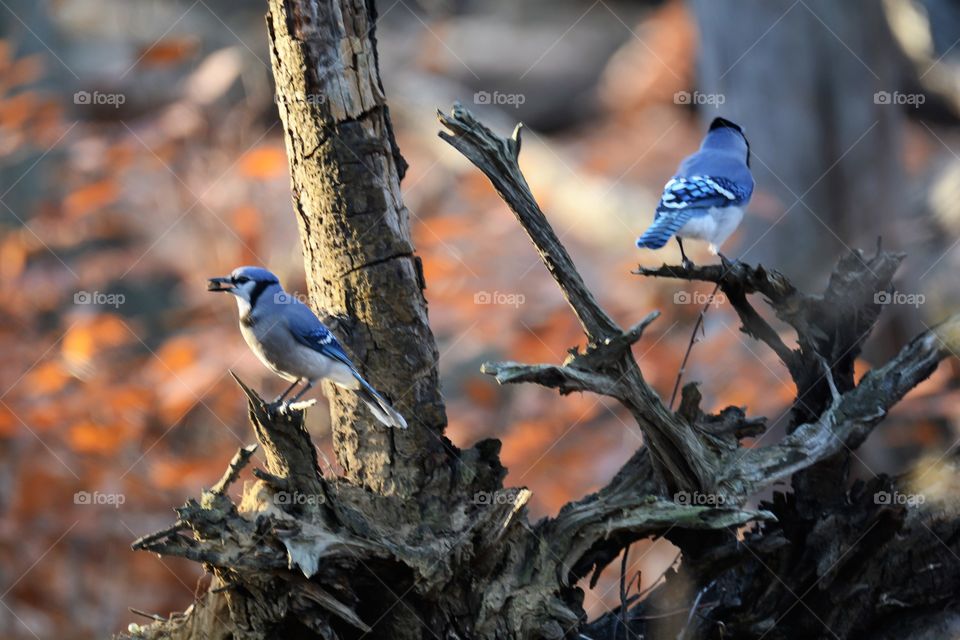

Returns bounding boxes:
[676,237,694,269]
[288,379,315,404]
[273,378,302,404]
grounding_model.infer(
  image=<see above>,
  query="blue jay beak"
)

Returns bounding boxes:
[207,276,234,292]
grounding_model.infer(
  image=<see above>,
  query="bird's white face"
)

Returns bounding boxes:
[229,279,258,316]
[228,278,258,302]
[207,268,281,319]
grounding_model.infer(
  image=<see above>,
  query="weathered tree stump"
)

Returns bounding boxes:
[119,2,960,638]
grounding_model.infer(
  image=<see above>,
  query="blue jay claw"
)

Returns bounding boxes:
[265,399,288,414]
[266,398,317,415]
[286,398,317,412]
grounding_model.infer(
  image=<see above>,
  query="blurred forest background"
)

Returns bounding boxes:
[1,0,960,637]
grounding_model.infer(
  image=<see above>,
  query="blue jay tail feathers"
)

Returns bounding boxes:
[636,209,696,249]
[636,230,670,250]
[353,372,408,429]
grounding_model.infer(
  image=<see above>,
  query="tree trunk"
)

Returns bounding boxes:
[690,0,907,288]
[266,0,450,499]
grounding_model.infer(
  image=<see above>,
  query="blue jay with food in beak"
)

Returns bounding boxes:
[207,266,407,429]
[637,117,753,266]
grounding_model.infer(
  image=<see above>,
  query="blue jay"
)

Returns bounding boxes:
[637,117,753,266]
[207,266,407,429]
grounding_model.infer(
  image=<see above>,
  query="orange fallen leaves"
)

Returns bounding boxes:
[0,234,26,280]
[0,405,17,437]
[153,336,197,373]
[25,361,70,395]
[62,314,133,370]
[67,420,131,456]
[148,456,216,490]
[63,180,120,219]
[136,37,200,67]
[238,146,288,179]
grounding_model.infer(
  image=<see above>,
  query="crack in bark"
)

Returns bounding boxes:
[337,250,414,279]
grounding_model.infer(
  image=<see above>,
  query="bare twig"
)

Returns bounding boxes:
[669,282,722,409]
[439,103,718,494]
[619,544,631,639]
[211,444,258,496]
[131,521,187,551]
[438,109,619,341]
[129,608,167,622]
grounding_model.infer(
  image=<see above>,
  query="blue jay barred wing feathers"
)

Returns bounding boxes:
[655,176,749,213]
[637,175,751,249]
[284,301,355,368]
[301,325,354,366]
[280,298,406,428]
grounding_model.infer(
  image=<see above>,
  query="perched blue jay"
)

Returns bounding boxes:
[207,266,407,429]
[637,117,753,266]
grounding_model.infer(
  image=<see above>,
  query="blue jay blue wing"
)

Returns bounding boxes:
[300,325,354,366]
[637,176,749,249]
[656,176,748,213]
[282,299,407,428]
[285,301,355,368]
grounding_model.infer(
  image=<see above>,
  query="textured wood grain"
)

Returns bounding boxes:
[266,0,449,498]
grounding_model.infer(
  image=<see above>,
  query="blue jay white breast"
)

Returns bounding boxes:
[637,117,754,257]
[207,266,407,429]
